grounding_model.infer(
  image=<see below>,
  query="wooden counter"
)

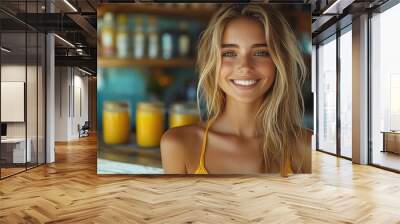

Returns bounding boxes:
[382,131,400,154]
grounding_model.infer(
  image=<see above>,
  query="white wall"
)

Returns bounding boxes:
[73,72,89,138]
[55,67,89,141]
[55,66,69,141]
[1,65,26,81]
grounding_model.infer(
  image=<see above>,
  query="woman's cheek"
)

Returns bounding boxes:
[258,61,276,78]
[220,61,233,77]
[221,58,234,66]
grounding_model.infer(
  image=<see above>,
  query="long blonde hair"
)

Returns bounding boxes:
[196,4,307,176]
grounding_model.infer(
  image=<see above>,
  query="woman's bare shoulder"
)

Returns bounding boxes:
[160,123,206,173]
[161,123,206,148]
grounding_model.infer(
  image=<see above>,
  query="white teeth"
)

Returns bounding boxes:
[232,80,257,86]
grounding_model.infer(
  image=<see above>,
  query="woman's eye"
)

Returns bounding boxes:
[222,51,237,57]
[254,50,270,57]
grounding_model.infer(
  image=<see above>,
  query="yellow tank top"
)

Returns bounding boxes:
[194,121,212,174]
[193,120,293,175]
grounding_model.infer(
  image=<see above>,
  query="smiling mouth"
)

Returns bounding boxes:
[230,79,260,87]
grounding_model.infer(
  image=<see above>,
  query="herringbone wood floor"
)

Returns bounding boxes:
[1,134,400,224]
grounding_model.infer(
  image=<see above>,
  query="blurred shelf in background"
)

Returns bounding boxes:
[97,3,216,21]
[98,58,195,68]
[98,133,162,169]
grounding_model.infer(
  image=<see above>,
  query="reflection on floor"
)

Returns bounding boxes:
[0,162,43,178]
[373,151,400,171]
[0,167,25,178]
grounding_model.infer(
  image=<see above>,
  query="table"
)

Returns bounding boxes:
[1,138,32,164]
[381,131,400,154]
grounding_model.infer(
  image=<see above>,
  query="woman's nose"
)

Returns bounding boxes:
[236,55,253,74]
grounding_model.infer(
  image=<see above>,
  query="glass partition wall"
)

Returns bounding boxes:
[316,0,400,172]
[0,1,46,179]
[316,26,352,159]
[339,27,352,159]
[317,35,337,155]
[370,2,400,172]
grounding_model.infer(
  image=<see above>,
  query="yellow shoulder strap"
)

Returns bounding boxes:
[198,121,212,167]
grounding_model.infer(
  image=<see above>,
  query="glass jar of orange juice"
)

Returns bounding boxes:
[169,102,199,128]
[103,101,131,144]
[136,102,165,147]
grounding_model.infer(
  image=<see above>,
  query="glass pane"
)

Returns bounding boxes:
[38,32,45,165]
[37,0,46,165]
[1,30,27,177]
[26,0,39,169]
[27,31,38,169]
[340,29,352,158]
[371,4,400,171]
[312,45,317,151]
[317,37,337,154]
[0,1,46,178]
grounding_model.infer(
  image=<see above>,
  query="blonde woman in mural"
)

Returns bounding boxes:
[161,4,311,176]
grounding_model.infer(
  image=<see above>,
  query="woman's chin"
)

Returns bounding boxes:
[227,94,264,104]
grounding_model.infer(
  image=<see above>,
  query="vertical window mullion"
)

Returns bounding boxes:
[316,44,319,151]
[337,29,341,157]
[25,0,28,171]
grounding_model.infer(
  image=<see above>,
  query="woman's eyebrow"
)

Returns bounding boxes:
[252,44,268,48]
[221,43,268,48]
[221,44,238,48]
